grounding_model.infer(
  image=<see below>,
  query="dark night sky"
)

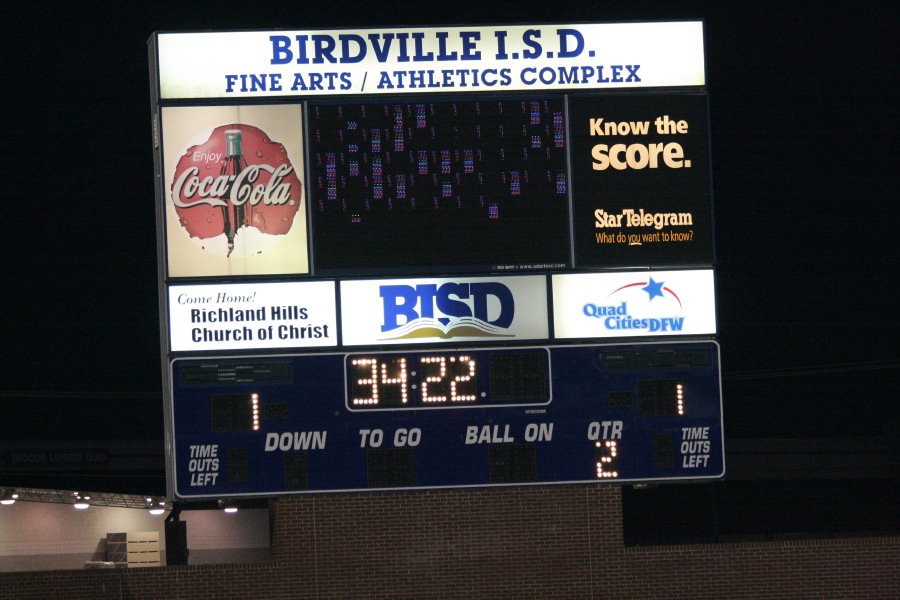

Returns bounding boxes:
[2,2,898,532]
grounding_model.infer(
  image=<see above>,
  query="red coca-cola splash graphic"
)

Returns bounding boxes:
[170,124,302,256]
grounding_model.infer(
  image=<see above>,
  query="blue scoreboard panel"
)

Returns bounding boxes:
[171,341,723,498]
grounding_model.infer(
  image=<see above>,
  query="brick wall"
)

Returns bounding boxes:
[2,485,898,599]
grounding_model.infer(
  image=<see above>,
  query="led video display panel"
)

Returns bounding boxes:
[307,97,571,275]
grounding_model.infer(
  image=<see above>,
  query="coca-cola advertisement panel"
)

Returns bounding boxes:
[161,104,309,278]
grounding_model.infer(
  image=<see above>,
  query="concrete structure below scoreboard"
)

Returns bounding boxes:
[1,485,898,599]
[0,501,269,572]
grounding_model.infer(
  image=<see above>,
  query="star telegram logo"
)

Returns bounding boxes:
[582,276,685,332]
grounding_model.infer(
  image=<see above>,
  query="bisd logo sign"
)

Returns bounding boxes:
[380,281,515,340]
[340,276,549,347]
[551,271,716,339]
[582,277,684,332]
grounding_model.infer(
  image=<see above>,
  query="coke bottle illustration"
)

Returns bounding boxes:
[170,121,303,262]
[220,129,249,256]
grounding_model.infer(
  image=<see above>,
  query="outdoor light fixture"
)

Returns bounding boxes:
[218,499,238,513]
[73,493,90,510]
[146,497,167,515]
[1,489,18,505]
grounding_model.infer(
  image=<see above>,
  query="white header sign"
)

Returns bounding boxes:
[155,21,704,99]
[552,270,716,339]
[340,275,549,346]
[168,281,337,352]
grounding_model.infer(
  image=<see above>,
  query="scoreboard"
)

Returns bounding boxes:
[149,21,722,500]
[172,342,722,496]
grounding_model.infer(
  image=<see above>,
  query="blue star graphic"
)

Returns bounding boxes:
[642,277,665,301]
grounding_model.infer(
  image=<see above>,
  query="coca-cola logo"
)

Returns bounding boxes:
[170,124,302,253]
